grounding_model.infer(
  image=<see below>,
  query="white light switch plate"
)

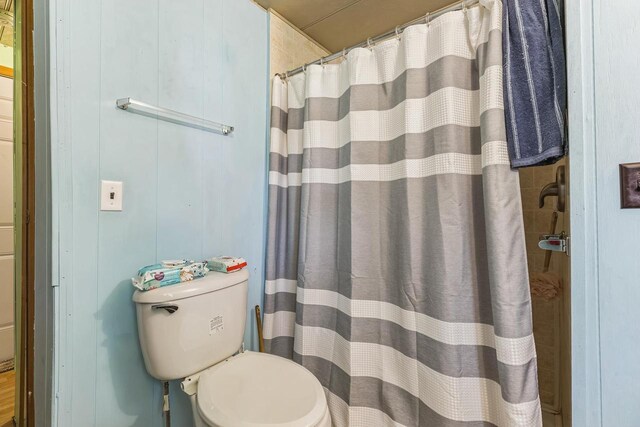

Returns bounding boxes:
[101,180,123,211]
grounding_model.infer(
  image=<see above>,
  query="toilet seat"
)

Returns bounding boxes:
[196,351,328,427]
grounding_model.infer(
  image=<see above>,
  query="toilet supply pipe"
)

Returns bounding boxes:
[163,381,171,427]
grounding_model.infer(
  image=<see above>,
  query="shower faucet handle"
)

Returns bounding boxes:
[538,166,566,212]
[538,182,559,208]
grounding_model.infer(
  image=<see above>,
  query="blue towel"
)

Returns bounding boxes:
[503,0,566,168]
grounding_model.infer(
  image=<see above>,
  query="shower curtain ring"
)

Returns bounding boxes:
[320,57,325,67]
[342,48,347,59]
[426,12,432,27]
[462,0,468,13]
[367,37,373,49]
[302,63,307,72]
[395,26,401,40]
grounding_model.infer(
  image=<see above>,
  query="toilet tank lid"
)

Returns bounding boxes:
[132,269,249,304]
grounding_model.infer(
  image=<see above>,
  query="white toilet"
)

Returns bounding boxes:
[133,269,331,427]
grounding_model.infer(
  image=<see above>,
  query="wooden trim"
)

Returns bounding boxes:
[25,0,35,420]
[16,0,36,423]
[566,0,601,425]
[0,65,13,78]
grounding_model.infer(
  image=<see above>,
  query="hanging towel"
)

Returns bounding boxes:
[503,0,566,168]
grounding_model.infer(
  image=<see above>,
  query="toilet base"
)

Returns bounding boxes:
[189,394,208,427]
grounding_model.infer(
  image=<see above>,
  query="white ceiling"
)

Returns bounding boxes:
[254,0,454,52]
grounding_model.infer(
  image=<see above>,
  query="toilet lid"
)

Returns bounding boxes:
[197,351,327,427]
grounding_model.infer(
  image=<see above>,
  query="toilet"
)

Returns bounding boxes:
[132,269,331,427]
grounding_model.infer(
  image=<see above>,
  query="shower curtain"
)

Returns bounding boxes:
[264,1,541,425]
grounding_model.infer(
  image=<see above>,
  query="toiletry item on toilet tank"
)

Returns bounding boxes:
[131,260,209,291]
[208,256,247,273]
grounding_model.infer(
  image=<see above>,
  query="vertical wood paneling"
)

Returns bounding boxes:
[96,0,161,425]
[570,0,640,425]
[216,0,269,351]
[592,0,640,425]
[566,0,601,424]
[53,0,268,425]
[156,0,206,262]
[66,0,101,424]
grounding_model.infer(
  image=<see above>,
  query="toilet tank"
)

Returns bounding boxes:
[132,269,249,380]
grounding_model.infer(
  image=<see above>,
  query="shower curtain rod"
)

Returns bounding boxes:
[279,0,481,78]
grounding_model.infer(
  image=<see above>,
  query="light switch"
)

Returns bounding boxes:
[101,180,123,211]
[620,163,640,209]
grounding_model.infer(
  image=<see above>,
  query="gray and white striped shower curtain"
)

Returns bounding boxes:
[264,1,541,425]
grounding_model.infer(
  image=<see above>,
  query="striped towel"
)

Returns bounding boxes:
[503,0,566,168]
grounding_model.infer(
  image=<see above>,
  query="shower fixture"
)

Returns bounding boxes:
[539,166,566,213]
[538,166,569,263]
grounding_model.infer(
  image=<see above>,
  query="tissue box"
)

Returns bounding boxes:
[208,256,247,273]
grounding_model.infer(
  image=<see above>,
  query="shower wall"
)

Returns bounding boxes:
[520,159,567,274]
[519,159,571,426]
[269,10,329,77]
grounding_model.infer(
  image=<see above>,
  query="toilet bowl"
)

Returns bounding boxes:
[132,269,330,427]
[185,351,331,427]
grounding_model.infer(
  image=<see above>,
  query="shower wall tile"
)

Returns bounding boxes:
[531,296,562,408]
[534,165,556,189]
[521,188,539,211]
[523,210,535,232]
[270,17,286,50]
[519,158,567,413]
[519,157,567,276]
[534,211,552,233]
[519,167,534,188]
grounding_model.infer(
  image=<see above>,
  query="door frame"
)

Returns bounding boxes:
[14,0,36,423]
[14,0,52,425]
[566,0,603,426]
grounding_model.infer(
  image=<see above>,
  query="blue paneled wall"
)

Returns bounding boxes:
[568,0,640,425]
[53,1,268,425]
[591,0,640,424]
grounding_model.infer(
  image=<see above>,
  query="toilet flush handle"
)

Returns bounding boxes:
[151,304,179,314]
